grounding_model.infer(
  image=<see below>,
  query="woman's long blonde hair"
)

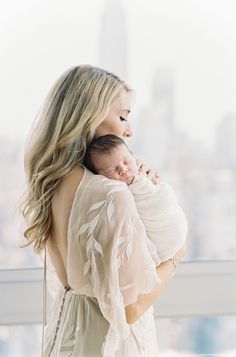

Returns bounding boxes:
[19,65,131,254]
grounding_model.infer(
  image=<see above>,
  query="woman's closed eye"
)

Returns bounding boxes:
[120,116,127,122]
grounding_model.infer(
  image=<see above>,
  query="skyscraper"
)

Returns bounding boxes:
[152,68,174,134]
[216,113,236,169]
[99,0,128,79]
[135,67,175,170]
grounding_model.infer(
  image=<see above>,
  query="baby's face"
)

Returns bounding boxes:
[94,144,139,184]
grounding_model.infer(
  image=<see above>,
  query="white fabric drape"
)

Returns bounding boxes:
[43,167,161,356]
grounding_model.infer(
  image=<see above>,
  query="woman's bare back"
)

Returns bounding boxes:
[46,165,85,288]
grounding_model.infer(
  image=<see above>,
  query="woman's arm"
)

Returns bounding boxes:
[125,241,187,324]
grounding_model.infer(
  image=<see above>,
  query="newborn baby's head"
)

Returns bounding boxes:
[83,134,139,184]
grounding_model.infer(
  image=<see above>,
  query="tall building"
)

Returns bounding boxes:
[99,0,128,79]
[152,68,174,134]
[215,113,236,169]
[135,68,175,171]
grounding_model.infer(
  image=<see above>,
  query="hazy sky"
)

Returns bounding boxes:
[1,0,236,148]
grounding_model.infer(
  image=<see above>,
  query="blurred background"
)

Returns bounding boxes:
[0,0,236,355]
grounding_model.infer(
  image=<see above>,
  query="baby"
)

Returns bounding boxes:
[83,134,188,266]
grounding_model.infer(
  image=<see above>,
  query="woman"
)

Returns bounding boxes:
[20,65,187,356]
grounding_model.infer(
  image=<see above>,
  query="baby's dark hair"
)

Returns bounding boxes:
[83,134,130,173]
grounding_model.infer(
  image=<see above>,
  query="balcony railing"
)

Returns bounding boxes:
[0,260,236,325]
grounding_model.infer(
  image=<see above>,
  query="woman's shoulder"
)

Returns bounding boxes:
[91,174,128,194]
[83,168,135,205]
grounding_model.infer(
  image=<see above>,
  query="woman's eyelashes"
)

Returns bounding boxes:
[120,116,127,122]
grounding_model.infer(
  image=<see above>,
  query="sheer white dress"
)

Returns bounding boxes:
[43,166,162,357]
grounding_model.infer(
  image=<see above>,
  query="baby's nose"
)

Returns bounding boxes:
[119,166,128,175]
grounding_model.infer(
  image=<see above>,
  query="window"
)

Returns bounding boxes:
[0,1,235,354]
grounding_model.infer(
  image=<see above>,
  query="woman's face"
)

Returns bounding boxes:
[95,89,133,139]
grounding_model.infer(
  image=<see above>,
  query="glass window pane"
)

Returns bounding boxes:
[1,2,236,265]
[0,317,235,356]
[156,316,236,355]
[0,325,41,357]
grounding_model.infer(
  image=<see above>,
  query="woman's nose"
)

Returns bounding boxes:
[124,122,132,137]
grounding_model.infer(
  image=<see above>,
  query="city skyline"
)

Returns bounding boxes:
[1,0,236,149]
[0,1,236,354]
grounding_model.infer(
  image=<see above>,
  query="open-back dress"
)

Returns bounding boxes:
[43,165,162,357]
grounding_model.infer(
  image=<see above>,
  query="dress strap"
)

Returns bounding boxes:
[41,246,47,357]
[41,246,71,356]
[48,286,71,355]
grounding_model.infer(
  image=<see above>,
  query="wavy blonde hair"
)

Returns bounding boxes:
[19,65,131,254]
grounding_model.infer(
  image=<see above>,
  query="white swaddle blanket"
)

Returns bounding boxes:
[128,174,188,266]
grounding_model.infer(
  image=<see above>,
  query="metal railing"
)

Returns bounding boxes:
[0,260,236,325]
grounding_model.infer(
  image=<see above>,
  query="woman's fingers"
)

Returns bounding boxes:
[136,159,161,185]
[136,159,144,171]
[174,241,188,262]
[147,168,161,185]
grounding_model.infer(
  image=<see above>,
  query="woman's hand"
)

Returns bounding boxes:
[173,241,188,264]
[136,159,161,185]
